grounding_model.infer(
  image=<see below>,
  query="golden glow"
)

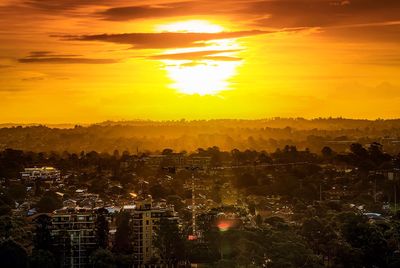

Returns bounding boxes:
[1,3,400,123]
[155,20,242,95]
[156,20,224,33]
[164,59,241,95]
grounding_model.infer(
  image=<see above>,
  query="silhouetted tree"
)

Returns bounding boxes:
[0,239,28,268]
[321,146,334,159]
[36,192,62,213]
[95,208,109,249]
[90,248,115,268]
[30,249,56,268]
[33,214,53,251]
[153,218,185,265]
[113,212,132,254]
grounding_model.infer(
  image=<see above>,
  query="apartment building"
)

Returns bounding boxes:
[51,207,97,268]
[123,197,178,266]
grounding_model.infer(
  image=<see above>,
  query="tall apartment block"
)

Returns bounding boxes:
[51,207,97,268]
[123,197,179,267]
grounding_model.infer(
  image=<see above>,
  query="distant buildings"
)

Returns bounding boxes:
[145,153,211,172]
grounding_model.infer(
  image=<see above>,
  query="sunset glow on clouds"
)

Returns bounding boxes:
[0,0,399,122]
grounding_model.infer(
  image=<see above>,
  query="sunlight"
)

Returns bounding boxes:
[156,20,242,95]
[164,59,241,95]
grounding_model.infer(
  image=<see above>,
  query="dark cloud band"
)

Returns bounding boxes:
[63,30,270,49]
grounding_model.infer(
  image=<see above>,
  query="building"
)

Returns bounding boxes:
[123,197,179,266]
[21,166,61,181]
[186,156,212,171]
[51,207,97,268]
[144,154,211,172]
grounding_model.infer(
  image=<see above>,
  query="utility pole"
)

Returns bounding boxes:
[70,233,74,268]
[78,232,81,268]
[374,177,377,203]
[395,183,397,213]
[192,172,196,238]
[186,165,201,239]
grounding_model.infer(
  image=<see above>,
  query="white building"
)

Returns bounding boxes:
[21,167,60,181]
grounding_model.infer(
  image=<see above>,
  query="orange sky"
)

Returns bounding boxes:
[0,0,399,123]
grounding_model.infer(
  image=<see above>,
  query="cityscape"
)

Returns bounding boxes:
[1,0,400,267]
[1,133,400,267]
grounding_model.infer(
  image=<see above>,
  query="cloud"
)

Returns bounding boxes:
[23,0,118,11]
[94,0,400,28]
[63,30,269,49]
[148,49,242,61]
[18,51,119,64]
[29,51,52,57]
[87,0,400,45]
[322,23,400,42]
[19,57,118,64]
[246,0,400,28]
[28,51,81,58]
[3,1,398,44]
[3,0,400,30]
[96,1,225,21]
[21,76,45,81]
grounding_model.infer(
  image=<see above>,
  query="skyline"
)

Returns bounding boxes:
[1,0,400,123]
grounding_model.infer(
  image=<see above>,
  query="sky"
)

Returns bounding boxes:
[0,0,399,123]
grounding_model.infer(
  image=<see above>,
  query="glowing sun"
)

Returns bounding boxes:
[156,20,242,96]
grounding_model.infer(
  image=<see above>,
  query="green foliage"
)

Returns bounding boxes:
[149,184,169,199]
[90,248,115,268]
[255,214,262,227]
[35,191,62,213]
[95,208,110,249]
[8,183,26,201]
[113,212,133,254]
[33,214,53,251]
[166,195,185,212]
[30,249,56,268]
[338,213,389,267]
[0,215,31,245]
[235,173,258,189]
[114,253,134,268]
[0,202,11,216]
[0,239,28,268]
[187,241,219,264]
[153,218,185,265]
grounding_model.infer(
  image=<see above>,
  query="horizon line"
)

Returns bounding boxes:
[2,116,400,128]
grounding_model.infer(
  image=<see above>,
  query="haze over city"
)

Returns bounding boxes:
[2,1,400,268]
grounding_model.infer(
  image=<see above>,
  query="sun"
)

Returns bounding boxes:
[164,60,241,96]
[156,20,242,96]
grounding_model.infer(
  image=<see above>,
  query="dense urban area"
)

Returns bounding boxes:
[1,120,400,267]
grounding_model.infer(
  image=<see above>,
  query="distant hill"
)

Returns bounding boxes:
[1,118,400,153]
